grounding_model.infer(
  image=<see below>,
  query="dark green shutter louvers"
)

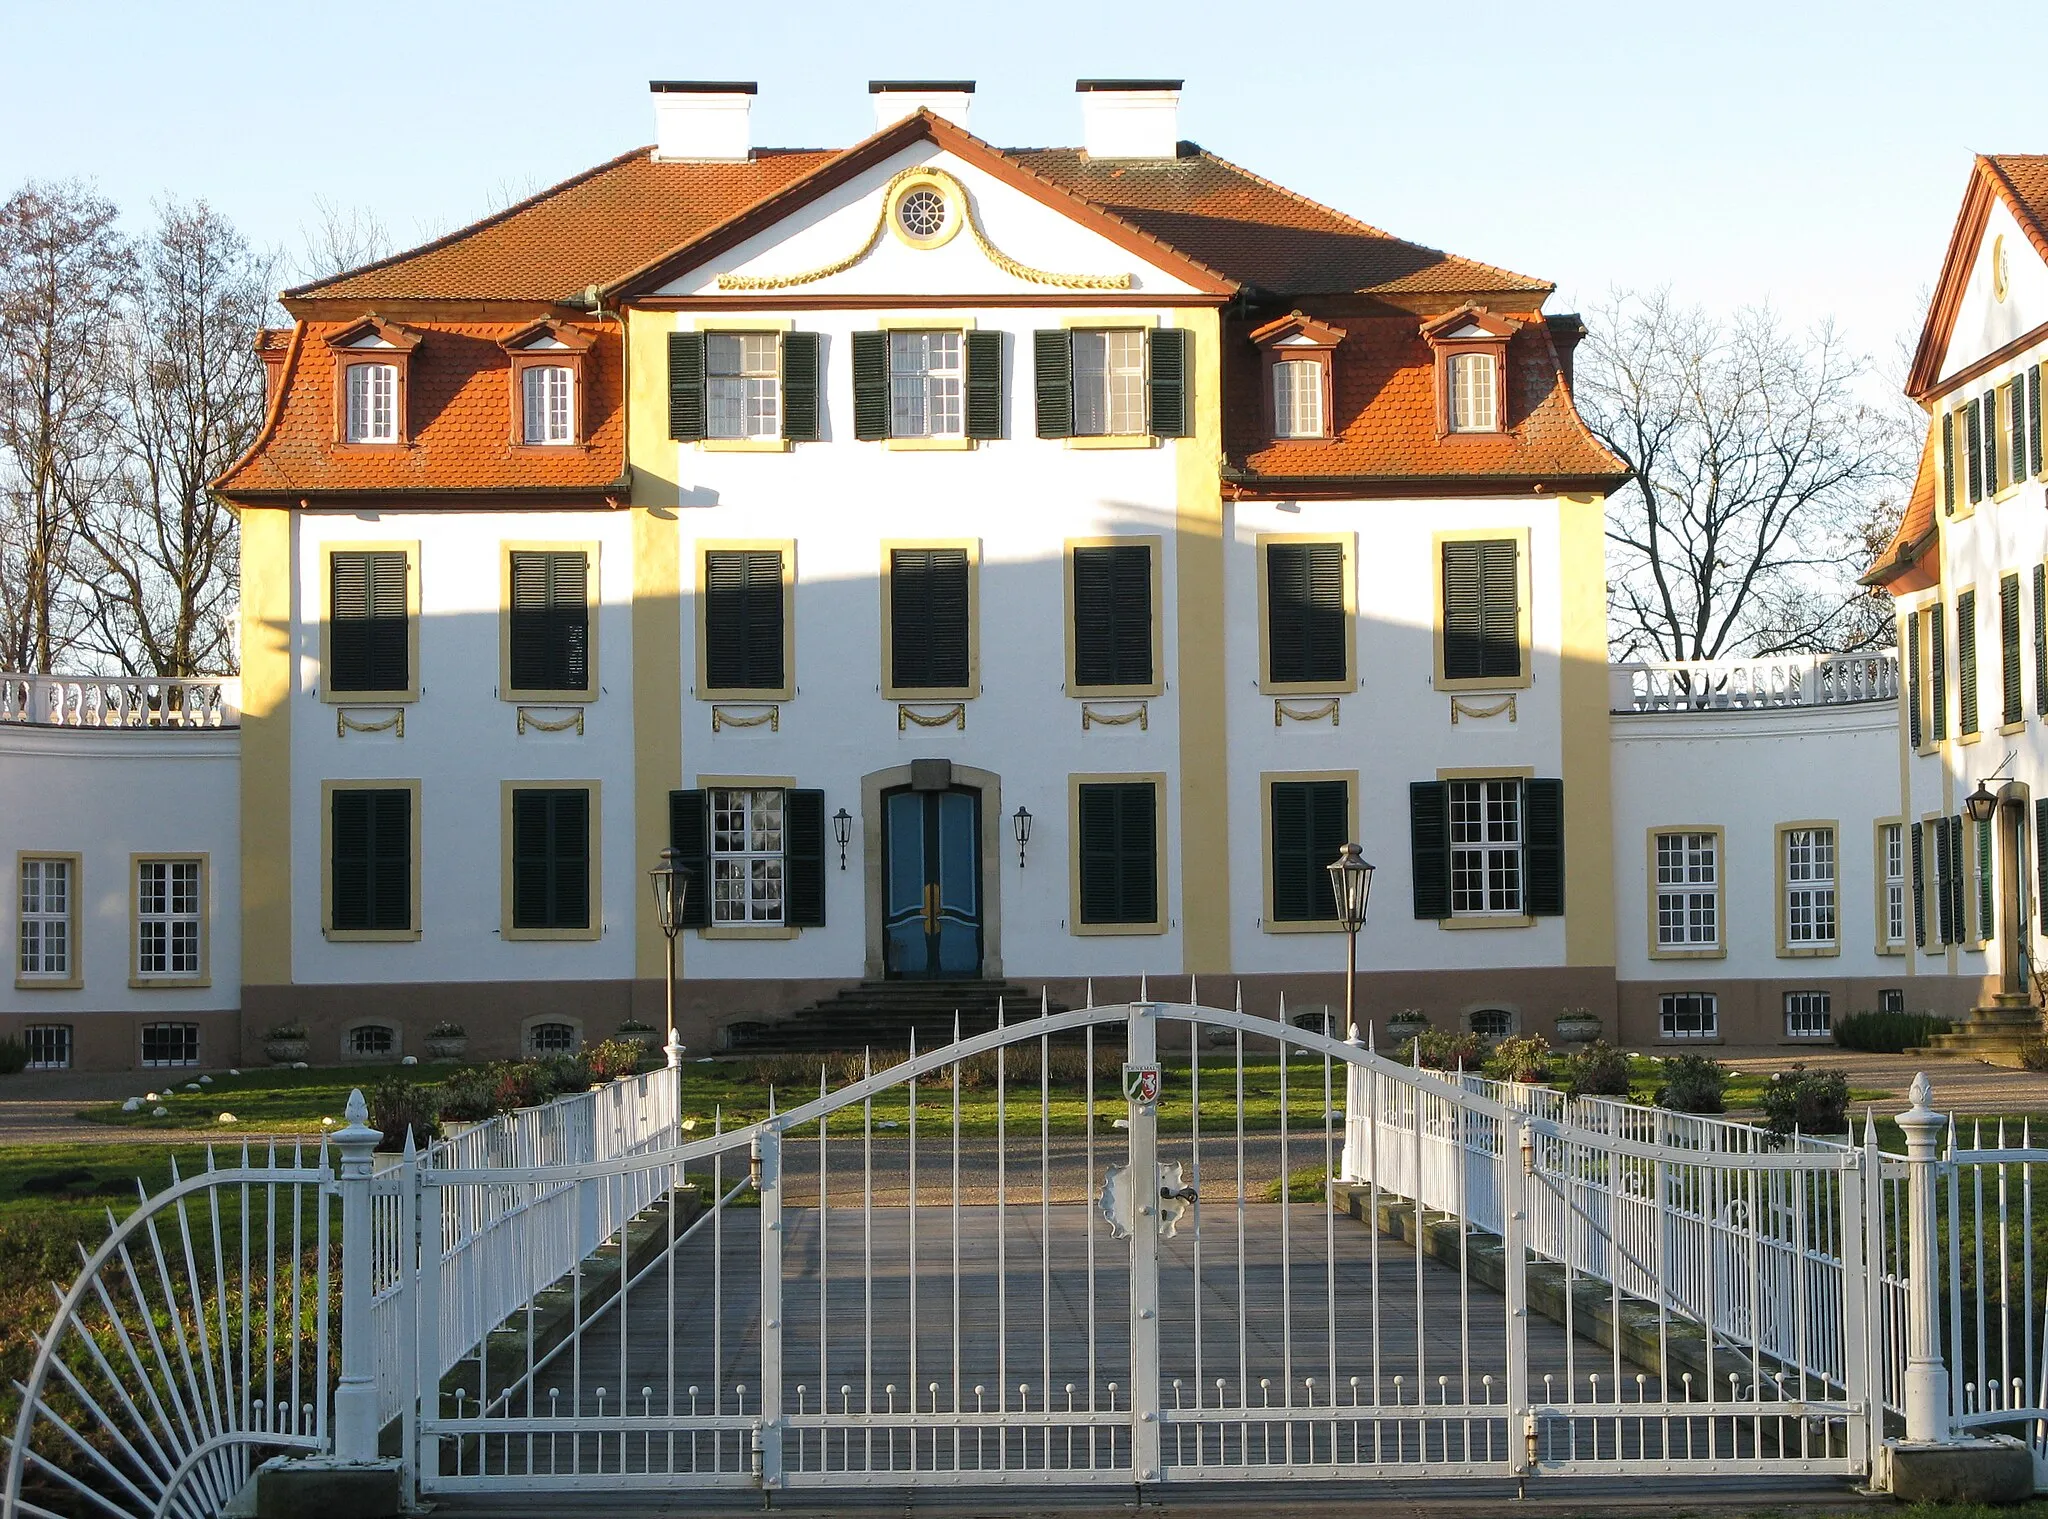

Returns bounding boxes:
[2014,380,2031,487]
[889,548,971,691]
[1034,330,1073,439]
[703,549,784,691]
[1943,411,1957,513]
[329,550,408,692]
[1523,778,1565,916]
[668,790,710,929]
[1983,390,2000,495]
[785,789,826,927]
[511,789,588,931]
[1408,781,1451,919]
[1266,542,1347,685]
[851,331,890,441]
[1270,779,1348,923]
[2035,564,2047,716]
[1147,327,1189,438]
[508,550,589,693]
[668,331,706,442]
[1441,539,1520,681]
[1958,588,1979,736]
[1911,820,1925,949]
[1949,816,1967,945]
[2037,799,2048,931]
[1978,818,1995,942]
[1967,401,1984,502]
[1934,816,1954,945]
[965,330,1003,440]
[2032,365,2045,478]
[1931,603,1948,739]
[330,788,411,933]
[1906,611,1923,748]
[1072,544,1153,688]
[1077,781,1158,926]
[780,332,820,442]
[2002,573,2023,726]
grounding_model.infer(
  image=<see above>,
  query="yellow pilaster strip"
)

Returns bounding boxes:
[238,507,293,987]
[1558,492,1615,967]
[629,309,684,982]
[1173,309,1230,973]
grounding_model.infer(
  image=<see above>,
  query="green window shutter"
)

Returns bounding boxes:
[1408,781,1451,920]
[668,331,706,442]
[331,789,372,931]
[1072,544,1152,688]
[1147,327,1189,438]
[1523,778,1565,916]
[668,789,710,929]
[1983,389,2001,495]
[2031,365,2044,479]
[1967,401,1984,502]
[1931,603,1947,739]
[1911,820,1925,949]
[1942,411,1956,514]
[511,789,589,931]
[2037,800,2048,932]
[508,550,589,693]
[329,550,408,692]
[1077,781,1158,926]
[1958,589,1979,736]
[2036,564,2047,716]
[1034,330,1073,439]
[2002,572,2023,726]
[1265,542,1347,685]
[780,332,820,442]
[1978,818,1995,941]
[1441,539,1520,681]
[1269,778,1348,923]
[851,331,890,441]
[703,549,784,691]
[784,788,826,928]
[1949,816,1968,945]
[2014,380,2031,488]
[1934,816,1954,945]
[965,330,1004,440]
[889,548,970,690]
[1906,611,1923,748]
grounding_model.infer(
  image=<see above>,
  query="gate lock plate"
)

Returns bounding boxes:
[1100,1160,1195,1239]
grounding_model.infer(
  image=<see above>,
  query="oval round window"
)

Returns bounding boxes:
[897,187,948,241]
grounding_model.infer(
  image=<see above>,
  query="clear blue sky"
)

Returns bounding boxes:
[3,0,2040,366]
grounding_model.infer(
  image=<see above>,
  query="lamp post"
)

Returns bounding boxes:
[1964,778,1999,825]
[1013,806,1033,868]
[1326,843,1375,1038]
[648,847,688,1070]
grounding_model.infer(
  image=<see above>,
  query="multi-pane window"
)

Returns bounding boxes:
[1659,993,1718,1040]
[888,547,972,692]
[711,788,785,926]
[521,365,574,445]
[141,1023,200,1068]
[1449,779,1522,916]
[707,333,781,440]
[1270,778,1350,923]
[18,857,72,979]
[1071,543,1153,689]
[1072,329,1147,436]
[889,331,963,439]
[330,789,412,934]
[508,550,590,693]
[1076,781,1160,927]
[1265,541,1347,686]
[1272,358,1324,438]
[348,1025,395,1058]
[1879,988,1906,1014]
[509,789,591,932]
[1883,822,1907,948]
[1441,538,1521,682]
[1784,826,1837,948]
[1449,352,1497,432]
[135,860,202,979]
[344,362,398,443]
[23,1026,71,1070]
[529,1021,578,1055]
[328,550,409,694]
[1654,831,1719,949]
[703,549,785,692]
[1785,991,1833,1039]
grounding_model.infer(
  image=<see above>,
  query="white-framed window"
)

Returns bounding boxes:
[140,1022,199,1068]
[1785,990,1833,1039]
[521,364,574,444]
[528,1021,578,1056]
[1785,826,1837,947]
[1879,987,1906,1014]
[23,1025,71,1070]
[1073,329,1147,437]
[1883,822,1907,948]
[1272,358,1324,438]
[889,330,963,439]
[707,333,781,440]
[344,362,398,443]
[1654,832,1719,948]
[1449,779,1521,916]
[1449,352,1497,432]
[18,857,71,979]
[136,859,202,979]
[711,787,785,926]
[1659,993,1718,1040]
[347,1024,395,1058]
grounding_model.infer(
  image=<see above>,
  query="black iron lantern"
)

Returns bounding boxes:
[648,846,687,938]
[1327,842,1374,933]
[1013,806,1033,867]
[1965,780,1999,826]
[832,807,853,869]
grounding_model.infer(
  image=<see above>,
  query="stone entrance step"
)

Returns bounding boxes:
[1925,999,2043,1069]
[722,981,1072,1053]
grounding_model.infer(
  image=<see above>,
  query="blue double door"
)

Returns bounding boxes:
[883,787,982,979]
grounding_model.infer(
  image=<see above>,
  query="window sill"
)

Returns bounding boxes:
[1440,915,1536,931]
[1072,683,1164,701]
[324,692,418,706]
[1875,944,1909,958]
[331,442,411,454]
[1259,679,1357,698]
[130,976,211,991]
[2000,720,2027,735]
[885,687,976,702]
[1434,672,1533,694]
[1262,918,1344,935]
[1656,1036,1724,1046]
[885,437,975,452]
[699,438,792,453]
[504,691,595,706]
[14,976,82,991]
[1648,946,1726,961]
[699,687,794,703]
[1777,945,1841,959]
[510,442,590,455]
[1065,435,1158,451]
[325,928,422,943]
[503,927,600,943]
[1957,730,1983,745]
[699,924,799,941]
[1072,919,1167,937]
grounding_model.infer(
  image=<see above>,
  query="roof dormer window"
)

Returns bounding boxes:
[1449,352,1497,433]
[345,362,398,443]
[1249,311,1344,442]
[324,318,421,447]
[522,365,575,445]
[1420,307,1518,438]
[501,319,595,448]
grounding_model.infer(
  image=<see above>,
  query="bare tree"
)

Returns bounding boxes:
[76,200,268,675]
[1577,289,1914,662]
[0,180,131,672]
[293,195,390,284]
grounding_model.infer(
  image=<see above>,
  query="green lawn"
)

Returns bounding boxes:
[76,1060,475,1134]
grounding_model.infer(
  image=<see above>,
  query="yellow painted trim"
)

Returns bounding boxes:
[629,312,686,986]
[1059,313,1159,329]
[1435,764,1538,781]
[1254,531,1358,696]
[1438,915,1536,932]
[1643,825,1726,961]
[885,170,967,252]
[129,853,211,989]
[698,437,792,453]
[1257,770,1358,935]
[1064,535,1165,699]
[884,436,975,452]
[239,508,292,989]
[1557,494,1615,968]
[1873,815,1908,956]
[2000,720,2027,735]
[875,314,977,331]
[880,538,981,701]
[1173,310,1228,974]
[701,923,800,941]
[1064,435,1158,451]
[1775,818,1842,959]
[319,780,423,942]
[694,539,796,702]
[499,540,600,703]
[1068,772,1169,936]
[1431,525,1533,693]
[692,316,796,332]
[317,539,420,704]
[500,780,603,943]
[694,772,801,790]
[14,852,83,990]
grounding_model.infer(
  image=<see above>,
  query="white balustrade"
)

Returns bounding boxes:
[0,671,241,727]
[1611,651,1898,713]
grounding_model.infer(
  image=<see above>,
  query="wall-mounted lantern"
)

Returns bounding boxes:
[832,807,853,870]
[1013,806,1033,868]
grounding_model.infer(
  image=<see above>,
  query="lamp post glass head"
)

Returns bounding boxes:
[1965,780,1999,825]
[832,807,852,869]
[648,847,686,939]
[1327,843,1374,933]
[1013,806,1033,867]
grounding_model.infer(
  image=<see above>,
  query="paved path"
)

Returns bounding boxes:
[1714,1047,2048,1117]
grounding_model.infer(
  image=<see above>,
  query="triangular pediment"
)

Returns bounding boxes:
[1908,156,2048,401]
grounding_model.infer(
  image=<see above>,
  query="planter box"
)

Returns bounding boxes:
[424,1037,468,1061]
[1554,1018,1603,1046]
[265,1039,309,1065]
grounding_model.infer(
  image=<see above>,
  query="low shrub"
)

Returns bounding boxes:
[369,1079,441,1152]
[1656,1054,1728,1114]
[1759,1065,1849,1139]
[1833,1011,1952,1053]
[2022,1035,2048,1073]
[1484,1034,1553,1084]
[437,1067,499,1122]
[428,1020,465,1039]
[586,1038,647,1083]
[488,1061,551,1113]
[1564,1040,1632,1099]
[1398,1029,1487,1072]
[0,1039,25,1076]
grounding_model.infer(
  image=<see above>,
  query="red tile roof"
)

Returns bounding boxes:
[1906,155,2048,401]
[1862,426,1939,588]
[215,321,623,500]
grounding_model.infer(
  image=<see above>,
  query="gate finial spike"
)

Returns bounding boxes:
[954,1010,962,1045]
[1040,986,1049,1019]
[402,1127,417,1159]
[1366,1021,1376,1053]
[819,1066,828,1100]
[768,1086,777,1118]
[1234,980,1243,1014]
[1086,979,1094,1010]
[997,995,1005,1028]
[1140,972,1148,1002]
[1189,974,1197,1010]
[1863,1105,1877,1143]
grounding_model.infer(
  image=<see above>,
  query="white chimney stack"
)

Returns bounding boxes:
[1077,79,1182,160]
[870,80,974,132]
[650,81,755,162]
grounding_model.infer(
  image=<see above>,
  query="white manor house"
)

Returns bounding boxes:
[0,83,2028,1073]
